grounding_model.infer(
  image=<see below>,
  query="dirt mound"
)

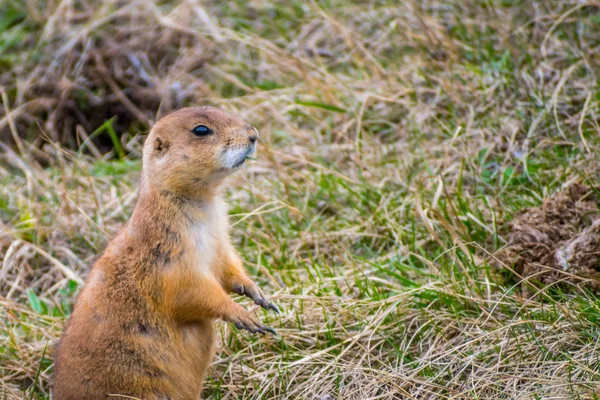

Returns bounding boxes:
[498,184,600,292]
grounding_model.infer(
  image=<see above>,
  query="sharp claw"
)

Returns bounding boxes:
[267,303,280,314]
[249,320,266,334]
[263,326,276,335]
[252,293,263,304]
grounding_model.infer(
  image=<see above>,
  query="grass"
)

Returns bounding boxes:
[2,0,600,398]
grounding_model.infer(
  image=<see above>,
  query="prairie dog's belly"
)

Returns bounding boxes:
[165,321,216,390]
[180,320,216,359]
[54,292,216,400]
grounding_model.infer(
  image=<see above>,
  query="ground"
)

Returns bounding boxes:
[1,0,600,399]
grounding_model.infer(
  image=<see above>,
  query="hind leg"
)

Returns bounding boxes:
[195,322,216,397]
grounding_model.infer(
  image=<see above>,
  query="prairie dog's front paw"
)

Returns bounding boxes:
[232,281,280,314]
[225,305,276,335]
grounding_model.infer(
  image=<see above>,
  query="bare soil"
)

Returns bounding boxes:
[499,184,600,292]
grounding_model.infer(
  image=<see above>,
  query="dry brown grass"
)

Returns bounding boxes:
[2,0,600,399]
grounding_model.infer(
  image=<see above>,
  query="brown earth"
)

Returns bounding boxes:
[498,184,600,292]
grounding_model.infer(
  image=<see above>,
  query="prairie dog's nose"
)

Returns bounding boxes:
[247,126,259,143]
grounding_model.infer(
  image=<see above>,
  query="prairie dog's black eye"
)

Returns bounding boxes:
[192,125,213,137]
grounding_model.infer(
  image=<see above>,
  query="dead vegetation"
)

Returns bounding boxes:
[1,1,216,152]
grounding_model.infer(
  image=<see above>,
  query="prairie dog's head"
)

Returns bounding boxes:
[142,107,259,196]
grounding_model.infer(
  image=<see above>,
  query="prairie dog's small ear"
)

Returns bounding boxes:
[154,137,169,156]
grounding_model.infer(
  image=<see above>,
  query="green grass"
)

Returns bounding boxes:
[2,0,600,399]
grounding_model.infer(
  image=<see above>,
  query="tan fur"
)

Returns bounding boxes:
[52,107,277,400]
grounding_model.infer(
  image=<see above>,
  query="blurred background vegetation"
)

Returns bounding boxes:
[2,0,600,398]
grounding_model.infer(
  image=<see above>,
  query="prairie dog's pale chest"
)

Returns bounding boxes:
[187,199,229,272]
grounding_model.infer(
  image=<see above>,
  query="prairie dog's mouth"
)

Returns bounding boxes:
[246,142,257,158]
[231,156,247,169]
[222,145,256,170]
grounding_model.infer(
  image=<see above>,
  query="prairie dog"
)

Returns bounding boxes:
[52,107,278,400]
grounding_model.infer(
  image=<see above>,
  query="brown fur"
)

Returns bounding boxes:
[52,107,277,400]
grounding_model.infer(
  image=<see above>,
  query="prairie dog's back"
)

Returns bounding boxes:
[53,238,170,399]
